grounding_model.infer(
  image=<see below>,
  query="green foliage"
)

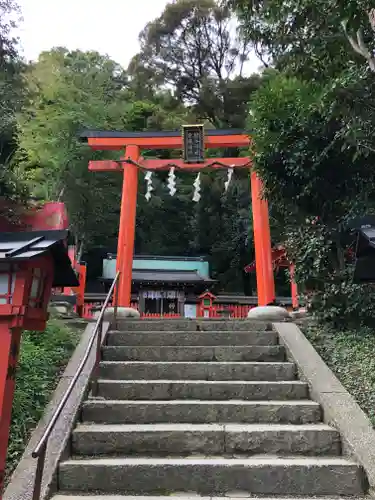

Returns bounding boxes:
[249,72,375,223]
[332,66,375,155]
[248,70,375,323]
[6,320,80,479]
[17,49,137,254]
[15,44,257,292]
[304,324,375,425]
[135,168,253,292]
[129,0,258,127]
[0,0,27,207]
[190,170,252,291]
[124,0,263,289]
[17,48,201,255]
[228,0,375,318]
[0,0,24,140]
[231,0,375,79]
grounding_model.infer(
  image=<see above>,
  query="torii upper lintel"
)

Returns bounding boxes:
[79,128,251,150]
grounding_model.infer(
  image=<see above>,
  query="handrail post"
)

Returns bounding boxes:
[114,275,120,330]
[91,318,103,397]
[32,442,47,500]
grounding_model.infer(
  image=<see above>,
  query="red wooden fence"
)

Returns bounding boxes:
[210,304,252,318]
[77,302,253,319]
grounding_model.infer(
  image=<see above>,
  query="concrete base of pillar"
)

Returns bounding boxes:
[248,305,291,321]
[93,307,140,321]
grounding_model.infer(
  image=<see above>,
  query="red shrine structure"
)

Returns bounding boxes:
[0,202,78,495]
[0,201,87,315]
[0,201,69,233]
[244,244,298,309]
[81,126,279,307]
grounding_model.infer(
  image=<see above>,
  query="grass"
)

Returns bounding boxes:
[304,323,375,426]
[6,319,80,480]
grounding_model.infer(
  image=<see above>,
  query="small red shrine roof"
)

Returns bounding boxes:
[244,245,291,273]
[199,290,217,300]
[0,230,79,287]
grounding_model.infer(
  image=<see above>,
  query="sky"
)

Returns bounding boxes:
[16,0,170,68]
[15,0,260,73]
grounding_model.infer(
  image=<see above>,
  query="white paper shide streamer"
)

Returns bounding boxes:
[144,171,153,201]
[167,167,176,196]
[224,168,234,192]
[192,172,201,202]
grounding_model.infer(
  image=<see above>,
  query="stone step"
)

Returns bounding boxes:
[72,423,340,456]
[58,456,365,496]
[81,399,321,425]
[114,319,271,332]
[51,496,365,500]
[95,380,308,400]
[106,331,278,347]
[98,362,296,381]
[102,345,286,362]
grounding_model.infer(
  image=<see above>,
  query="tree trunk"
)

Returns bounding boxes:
[342,13,375,72]
[76,238,85,263]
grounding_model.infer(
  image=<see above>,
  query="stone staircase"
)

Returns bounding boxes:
[52,319,367,499]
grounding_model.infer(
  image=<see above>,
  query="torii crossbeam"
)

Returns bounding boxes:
[80,128,275,307]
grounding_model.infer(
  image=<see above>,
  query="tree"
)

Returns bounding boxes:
[17,49,132,257]
[191,169,253,291]
[0,0,27,210]
[17,48,197,259]
[17,36,258,293]
[126,0,264,293]
[230,0,375,80]
[129,0,257,127]
[0,0,23,147]
[249,70,375,324]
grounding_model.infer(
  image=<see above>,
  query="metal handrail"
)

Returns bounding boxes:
[31,271,120,500]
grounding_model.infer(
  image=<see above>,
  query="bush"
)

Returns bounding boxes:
[285,221,375,328]
[304,323,375,426]
[6,320,80,479]
[248,70,375,328]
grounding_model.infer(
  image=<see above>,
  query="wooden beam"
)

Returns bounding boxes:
[88,160,122,171]
[89,157,252,172]
[140,157,251,170]
[86,133,251,151]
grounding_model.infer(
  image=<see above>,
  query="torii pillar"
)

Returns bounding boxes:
[81,129,275,307]
[117,145,139,306]
[251,171,275,305]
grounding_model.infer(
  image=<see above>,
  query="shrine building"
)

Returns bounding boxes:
[100,254,215,317]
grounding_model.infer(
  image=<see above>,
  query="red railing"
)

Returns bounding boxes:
[141,313,181,318]
[209,304,252,318]
[78,301,137,318]
[77,301,253,319]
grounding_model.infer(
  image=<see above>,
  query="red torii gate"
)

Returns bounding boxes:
[80,128,275,307]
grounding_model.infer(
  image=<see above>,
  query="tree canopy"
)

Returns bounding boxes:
[0,0,27,212]
[237,1,375,323]
[129,0,260,127]
[9,0,375,314]
[13,0,264,291]
[17,48,195,259]
[231,0,375,79]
